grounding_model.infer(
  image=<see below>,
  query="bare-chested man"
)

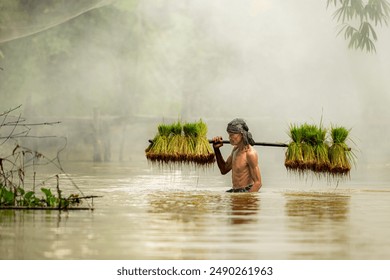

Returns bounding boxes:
[212,118,262,193]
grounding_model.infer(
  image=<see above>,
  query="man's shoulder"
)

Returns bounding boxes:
[246,145,257,153]
[246,146,259,159]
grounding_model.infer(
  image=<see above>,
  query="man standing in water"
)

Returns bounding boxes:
[212,118,262,193]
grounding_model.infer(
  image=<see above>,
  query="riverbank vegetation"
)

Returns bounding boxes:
[0,105,97,210]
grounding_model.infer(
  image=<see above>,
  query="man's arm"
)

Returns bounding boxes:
[212,136,232,175]
[247,149,262,192]
[214,147,232,175]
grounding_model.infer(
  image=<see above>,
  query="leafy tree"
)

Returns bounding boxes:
[327,0,390,52]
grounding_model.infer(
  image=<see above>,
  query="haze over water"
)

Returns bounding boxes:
[1,0,390,261]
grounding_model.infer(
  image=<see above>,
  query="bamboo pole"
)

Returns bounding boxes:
[148,139,288,148]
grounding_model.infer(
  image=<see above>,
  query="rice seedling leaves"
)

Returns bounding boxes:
[146,119,215,167]
[285,122,355,180]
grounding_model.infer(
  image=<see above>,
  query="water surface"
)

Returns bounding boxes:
[1,161,390,260]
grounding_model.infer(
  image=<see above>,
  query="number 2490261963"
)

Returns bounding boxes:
[209,266,273,276]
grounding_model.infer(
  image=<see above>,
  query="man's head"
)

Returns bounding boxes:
[226,118,255,146]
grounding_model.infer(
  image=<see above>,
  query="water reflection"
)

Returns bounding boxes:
[147,191,227,222]
[285,192,350,226]
[0,209,71,259]
[0,209,67,228]
[142,191,261,259]
[147,191,260,226]
[228,194,260,225]
[284,192,351,259]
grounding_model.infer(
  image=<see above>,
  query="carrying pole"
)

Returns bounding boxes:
[148,139,287,148]
[208,139,288,147]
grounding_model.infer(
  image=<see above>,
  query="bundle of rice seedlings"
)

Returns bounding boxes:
[182,122,197,162]
[300,123,317,171]
[313,125,330,173]
[285,124,304,172]
[285,121,355,179]
[285,123,331,176]
[146,119,215,167]
[166,121,183,163]
[145,124,171,163]
[329,126,354,176]
[193,120,215,165]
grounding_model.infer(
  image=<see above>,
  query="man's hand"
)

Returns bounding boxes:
[212,136,224,149]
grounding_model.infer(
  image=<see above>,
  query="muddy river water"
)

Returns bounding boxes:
[1,160,390,260]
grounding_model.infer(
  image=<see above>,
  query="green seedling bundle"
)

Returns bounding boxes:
[329,126,354,175]
[284,124,304,170]
[145,123,171,162]
[285,123,354,178]
[145,120,215,166]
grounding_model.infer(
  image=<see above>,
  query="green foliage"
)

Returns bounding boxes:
[331,126,350,143]
[0,185,15,206]
[183,123,198,138]
[0,107,93,209]
[41,188,58,207]
[167,122,184,162]
[285,122,354,178]
[157,124,172,137]
[22,191,42,207]
[146,119,215,166]
[288,124,303,143]
[327,0,390,53]
[329,126,356,175]
[0,184,82,208]
[301,123,320,146]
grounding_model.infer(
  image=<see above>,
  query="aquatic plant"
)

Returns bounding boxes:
[0,105,98,210]
[0,184,88,209]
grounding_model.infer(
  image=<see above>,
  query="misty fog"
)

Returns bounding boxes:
[1,0,390,173]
